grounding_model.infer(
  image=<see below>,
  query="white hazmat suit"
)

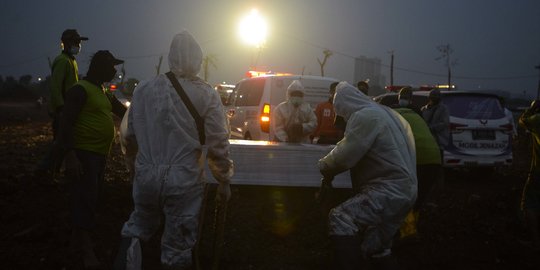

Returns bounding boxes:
[272,80,317,143]
[319,82,417,257]
[116,30,233,269]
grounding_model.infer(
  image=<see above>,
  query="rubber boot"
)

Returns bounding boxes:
[113,237,142,270]
[329,235,367,270]
[70,228,101,269]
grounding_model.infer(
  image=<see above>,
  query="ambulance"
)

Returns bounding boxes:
[226,71,338,141]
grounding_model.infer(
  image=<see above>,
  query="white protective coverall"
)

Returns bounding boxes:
[118,30,233,269]
[272,80,317,143]
[319,82,417,256]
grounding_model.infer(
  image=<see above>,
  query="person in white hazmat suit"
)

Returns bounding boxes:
[113,30,234,270]
[272,80,317,143]
[318,82,417,270]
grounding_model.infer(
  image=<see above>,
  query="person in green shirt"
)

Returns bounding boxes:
[519,100,540,250]
[394,87,442,239]
[55,50,126,269]
[35,29,88,179]
[50,29,89,137]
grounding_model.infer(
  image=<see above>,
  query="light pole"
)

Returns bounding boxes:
[238,9,267,70]
[388,50,394,86]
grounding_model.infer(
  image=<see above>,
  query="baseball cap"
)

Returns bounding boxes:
[61,29,89,42]
[92,50,124,66]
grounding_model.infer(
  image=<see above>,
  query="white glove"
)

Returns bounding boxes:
[216,182,231,203]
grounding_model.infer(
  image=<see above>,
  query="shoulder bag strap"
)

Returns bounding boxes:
[165,71,206,145]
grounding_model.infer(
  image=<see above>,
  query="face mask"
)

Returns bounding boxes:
[289,96,303,107]
[69,45,81,55]
[399,99,410,107]
[103,66,117,82]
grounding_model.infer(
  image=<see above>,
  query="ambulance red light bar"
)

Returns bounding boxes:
[246,70,293,78]
[384,85,409,92]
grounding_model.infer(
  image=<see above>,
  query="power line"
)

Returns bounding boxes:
[1,37,537,82]
[279,32,538,81]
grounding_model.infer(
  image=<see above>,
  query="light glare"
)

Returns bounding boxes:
[239,9,267,47]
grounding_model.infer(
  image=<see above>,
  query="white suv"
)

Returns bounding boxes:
[374,91,513,168]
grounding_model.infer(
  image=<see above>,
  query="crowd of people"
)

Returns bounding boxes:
[33,28,539,270]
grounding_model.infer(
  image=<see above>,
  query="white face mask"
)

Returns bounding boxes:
[69,45,81,55]
[399,99,410,107]
[289,96,303,107]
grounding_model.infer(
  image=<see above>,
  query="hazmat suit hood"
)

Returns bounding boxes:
[286,80,306,99]
[168,30,203,79]
[332,82,415,159]
[333,81,374,122]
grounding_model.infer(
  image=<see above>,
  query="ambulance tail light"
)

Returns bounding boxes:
[260,103,271,133]
[449,122,467,134]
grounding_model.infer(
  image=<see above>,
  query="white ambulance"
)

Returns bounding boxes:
[226,74,338,141]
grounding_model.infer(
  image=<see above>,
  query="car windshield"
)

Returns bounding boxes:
[443,94,505,119]
[234,78,265,106]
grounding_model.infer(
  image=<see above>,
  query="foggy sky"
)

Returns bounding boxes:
[1,0,539,98]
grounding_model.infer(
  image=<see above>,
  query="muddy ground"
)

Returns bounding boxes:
[0,100,539,269]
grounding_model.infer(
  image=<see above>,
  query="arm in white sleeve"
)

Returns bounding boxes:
[320,110,381,171]
[302,106,318,135]
[273,105,288,142]
[206,91,234,183]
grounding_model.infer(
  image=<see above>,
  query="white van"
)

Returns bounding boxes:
[226,75,338,140]
[374,90,513,168]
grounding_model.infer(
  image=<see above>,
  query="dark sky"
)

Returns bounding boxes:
[1,0,539,98]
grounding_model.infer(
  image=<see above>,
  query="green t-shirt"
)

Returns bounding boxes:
[395,107,442,165]
[72,80,115,155]
[49,52,79,112]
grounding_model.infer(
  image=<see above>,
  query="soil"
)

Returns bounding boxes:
[1,100,539,270]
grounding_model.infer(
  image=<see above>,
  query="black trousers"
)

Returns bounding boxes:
[70,149,106,230]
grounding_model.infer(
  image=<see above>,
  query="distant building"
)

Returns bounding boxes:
[354,56,386,96]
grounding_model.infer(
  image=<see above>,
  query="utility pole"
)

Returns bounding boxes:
[155,55,163,77]
[536,64,540,100]
[436,44,457,88]
[389,50,394,86]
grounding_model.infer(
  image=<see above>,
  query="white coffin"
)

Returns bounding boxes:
[205,139,351,188]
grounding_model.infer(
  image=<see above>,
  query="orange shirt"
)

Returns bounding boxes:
[314,101,343,141]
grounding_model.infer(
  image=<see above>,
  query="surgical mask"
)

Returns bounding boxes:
[289,97,303,107]
[69,45,81,55]
[399,99,410,107]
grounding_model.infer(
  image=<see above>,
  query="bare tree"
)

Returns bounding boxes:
[317,49,333,77]
[202,54,218,82]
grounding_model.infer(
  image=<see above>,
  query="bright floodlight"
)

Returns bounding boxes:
[238,9,267,47]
